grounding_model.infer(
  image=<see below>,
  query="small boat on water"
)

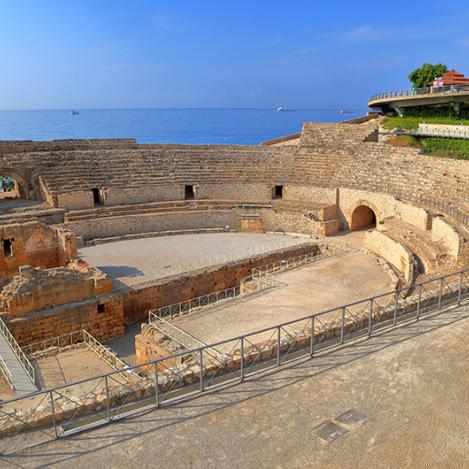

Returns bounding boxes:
[276,107,295,112]
[340,109,353,114]
[71,110,79,115]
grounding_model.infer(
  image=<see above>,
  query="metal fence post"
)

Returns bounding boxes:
[154,362,160,408]
[105,376,111,421]
[393,291,398,325]
[458,272,463,306]
[240,337,244,382]
[438,277,443,309]
[199,349,204,392]
[310,316,315,357]
[368,300,373,337]
[340,307,345,344]
[277,327,281,366]
[416,284,422,320]
[50,390,58,439]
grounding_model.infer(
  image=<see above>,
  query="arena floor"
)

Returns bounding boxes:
[79,232,312,288]
[4,302,468,468]
[170,251,393,350]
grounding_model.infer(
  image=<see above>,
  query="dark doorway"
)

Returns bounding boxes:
[3,239,13,257]
[92,188,102,206]
[185,185,195,200]
[273,185,284,199]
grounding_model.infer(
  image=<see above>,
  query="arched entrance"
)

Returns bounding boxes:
[350,205,377,231]
[0,170,32,200]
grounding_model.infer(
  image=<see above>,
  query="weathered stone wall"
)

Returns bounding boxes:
[0,222,77,280]
[122,243,320,324]
[1,264,112,316]
[4,293,124,345]
[431,216,463,258]
[364,230,414,282]
[64,210,239,241]
[338,188,430,231]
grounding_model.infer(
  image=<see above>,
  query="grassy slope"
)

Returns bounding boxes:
[383,115,469,130]
[388,134,469,160]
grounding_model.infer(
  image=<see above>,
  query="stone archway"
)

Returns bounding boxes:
[350,204,377,231]
[0,169,32,199]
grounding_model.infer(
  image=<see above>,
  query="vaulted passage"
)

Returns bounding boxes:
[351,205,376,231]
[0,175,20,200]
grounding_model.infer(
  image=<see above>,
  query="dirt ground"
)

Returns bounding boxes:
[170,250,392,350]
[79,232,312,287]
[2,301,467,469]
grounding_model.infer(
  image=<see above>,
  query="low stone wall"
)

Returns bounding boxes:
[64,210,238,241]
[122,243,320,324]
[364,230,414,282]
[431,216,462,259]
[4,293,124,345]
[0,222,77,281]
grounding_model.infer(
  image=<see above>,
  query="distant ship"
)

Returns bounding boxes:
[276,107,295,112]
[71,110,79,115]
[340,109,353,114]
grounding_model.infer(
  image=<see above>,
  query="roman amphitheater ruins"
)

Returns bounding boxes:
[0,116,468,451]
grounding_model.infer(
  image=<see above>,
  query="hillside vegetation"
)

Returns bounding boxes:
[388,135,469,160]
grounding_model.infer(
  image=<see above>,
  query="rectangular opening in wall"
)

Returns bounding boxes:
[92,188,102,206]
[2,239,13,257]
[185,185,195,200]
[273,185,284,199]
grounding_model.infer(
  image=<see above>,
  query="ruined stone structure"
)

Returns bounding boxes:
[0,119,468,350]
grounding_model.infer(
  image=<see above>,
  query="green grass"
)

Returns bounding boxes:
[419,138,469,160]
[383,115,469,130]
[389,135,469,160]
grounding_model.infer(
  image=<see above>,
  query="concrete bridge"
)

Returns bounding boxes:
[369,84,469,116]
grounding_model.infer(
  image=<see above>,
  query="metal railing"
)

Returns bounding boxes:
[0,317,35,385]
[0,356,13,391]
[370,84,469,102]
[0,268,467,455]
[21,330,135,381]
[151,286,241,320]
[383,126,469,141]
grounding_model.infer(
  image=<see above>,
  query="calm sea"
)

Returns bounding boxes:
[0,108,366,145]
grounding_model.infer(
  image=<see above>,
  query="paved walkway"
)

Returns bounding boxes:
[3,302,467,468]
[0,331,37,397]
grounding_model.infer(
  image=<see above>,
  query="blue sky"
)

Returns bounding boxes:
[1,0,468,110]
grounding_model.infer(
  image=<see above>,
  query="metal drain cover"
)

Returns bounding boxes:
[335,409,368,427]
[315,420,348,443]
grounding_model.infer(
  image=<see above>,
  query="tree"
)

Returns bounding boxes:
[408,63,448,89]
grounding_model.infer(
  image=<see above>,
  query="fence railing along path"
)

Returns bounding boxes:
[0,267,467,455]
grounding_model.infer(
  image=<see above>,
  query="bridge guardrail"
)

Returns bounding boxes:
[370,84,469,103]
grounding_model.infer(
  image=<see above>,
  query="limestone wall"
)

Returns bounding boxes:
[431,216,462,258]
[364,230,414,282]
[122,243,320,324]
[0,222,77,280]
[338,188,430,231]
[64,210,238,241]
[5,293,124,345]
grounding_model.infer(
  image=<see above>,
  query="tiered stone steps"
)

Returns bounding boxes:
[379,218,449,274]
[65,200,273,223]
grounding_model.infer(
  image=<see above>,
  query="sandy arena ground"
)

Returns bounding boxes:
[35,347,123,388]
[79,232,312,287]
[170,251,392,350]
[2,301,467,468]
